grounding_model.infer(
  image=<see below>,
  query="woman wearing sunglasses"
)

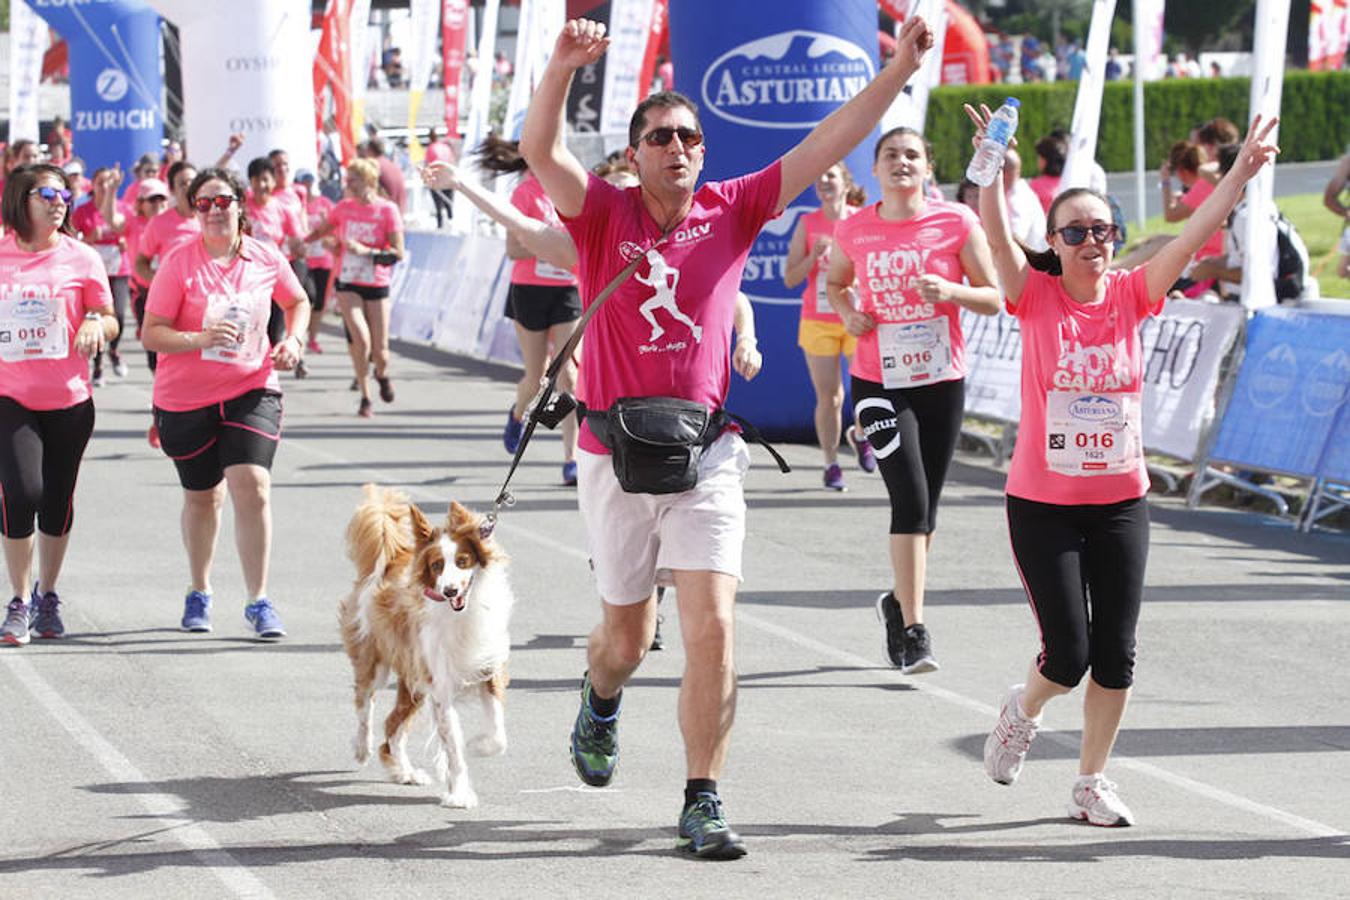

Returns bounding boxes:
[302,158,403,418]
[969,105,1281,827]
[0,164,119,646]
[826,127,1000,676]
[141,167,309,640]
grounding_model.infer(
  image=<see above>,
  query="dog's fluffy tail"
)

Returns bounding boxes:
[346,484,415,582]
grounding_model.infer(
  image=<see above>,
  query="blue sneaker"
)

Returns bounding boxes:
[30,584,64,639]
[244,598,286,640]
[677,792,748,860]
[181,590,213,633]
[570,672,620,787]
[562,460,578,486]
[503,407,524,454]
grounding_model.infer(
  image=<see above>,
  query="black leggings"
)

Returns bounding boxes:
[1006,494,1149,690]
[131,282,156,373]
[0,397,96,539]
[851,377,964,534]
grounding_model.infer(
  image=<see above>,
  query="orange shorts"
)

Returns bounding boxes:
[798,317,857,358]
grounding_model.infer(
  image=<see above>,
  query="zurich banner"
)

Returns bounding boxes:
[29,0,163,172]
[670,0,883,438]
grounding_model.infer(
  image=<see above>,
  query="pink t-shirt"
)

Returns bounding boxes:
[330,197,402,288]
[146,236,305,411]
[245,195,304,261]
[123,213,153,287]
[425,141,455,165]
[833,201,977,386]
[1180,178,1225,259]
[302,194,336,270]
[1005,266,1163,505]
[0,234,113,410]
[1030,174,1061,214]
[138,208,201,281]
[509,174,577,287]
[798,208,850,324]
[71,200,131,278]
[562,163,782,454]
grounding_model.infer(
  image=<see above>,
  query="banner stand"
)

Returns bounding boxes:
[1301,479,1350,532]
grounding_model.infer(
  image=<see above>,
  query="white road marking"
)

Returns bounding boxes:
[1,654,276,898]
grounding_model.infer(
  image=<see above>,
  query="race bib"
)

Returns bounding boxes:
[340,251,375,284]
[200,292,267,367]
[877,318,955,388]
[96,243,123,276]
[0,295,69,362]
[815,278,834,315]
[534,260,574,282]
[1044,391,1142,476]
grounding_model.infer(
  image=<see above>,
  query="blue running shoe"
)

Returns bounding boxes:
[181,590,213,633]
[244,598,286,640]
[30,585,64,639]
[570,672,619,786]
[503,407,524,454]
[677,792,748,860]
[562,459,578,486]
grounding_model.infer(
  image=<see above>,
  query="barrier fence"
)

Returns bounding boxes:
[388,229,1349,530]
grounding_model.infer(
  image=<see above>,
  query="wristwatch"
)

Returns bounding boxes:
[84,311,102,322]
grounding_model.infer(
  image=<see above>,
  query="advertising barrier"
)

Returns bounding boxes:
[29,0,163,172]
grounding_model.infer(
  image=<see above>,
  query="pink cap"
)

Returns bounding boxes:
[137,178,170,200]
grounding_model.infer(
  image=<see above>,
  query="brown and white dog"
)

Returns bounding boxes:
[340,485,513,808]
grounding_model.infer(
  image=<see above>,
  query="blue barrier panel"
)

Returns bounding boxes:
[1318,403,1350,483]
[30,1,163,172]
[389,231,464,344]
[670,0,882,440]
[1209,308,1350,476]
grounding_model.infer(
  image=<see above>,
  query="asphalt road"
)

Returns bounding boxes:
[1,331,1347,898]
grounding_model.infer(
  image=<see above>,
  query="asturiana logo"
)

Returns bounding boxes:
[702,31,875,129]
[1068,396,1121,421]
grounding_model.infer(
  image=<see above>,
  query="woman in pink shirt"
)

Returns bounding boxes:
[1160,140,1226,293]
[142,167,309,641]
[0,164,119,646]
[783,161,872,491]
[826,127,1000,676]
[1029,132,1067,214]
[72,166,141,385]
[304,158,404,418]
[970,104,1280,827]
[294,170,336,355]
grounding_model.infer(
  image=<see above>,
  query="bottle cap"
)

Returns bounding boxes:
[1004,97,1020,108]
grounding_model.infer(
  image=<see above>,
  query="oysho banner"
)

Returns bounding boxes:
[29,0,163,171]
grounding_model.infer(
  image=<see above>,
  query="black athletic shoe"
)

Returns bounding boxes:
[901,623,939,675]
[875,591,905,668]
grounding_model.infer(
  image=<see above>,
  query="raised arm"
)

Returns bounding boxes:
[1145,116,1280,300]
[518,19,609,218]
[775,16,933,212]
[966,103,1029,302]
[422,161,578,271]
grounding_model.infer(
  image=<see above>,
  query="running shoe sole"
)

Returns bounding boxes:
[675,834,748,860]
[900,657,940,675]
[1068,801,1134,827]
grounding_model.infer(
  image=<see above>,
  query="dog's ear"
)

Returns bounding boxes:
[448,500,474,531]
[409,503,435,543]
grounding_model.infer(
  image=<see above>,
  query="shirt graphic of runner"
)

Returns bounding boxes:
[635,249,702,343]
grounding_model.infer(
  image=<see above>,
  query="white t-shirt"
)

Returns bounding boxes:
[1007,179,1048,251]
[1222,196,1279,299]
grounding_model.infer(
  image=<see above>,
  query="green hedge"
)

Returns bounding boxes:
[923,70,1350,183]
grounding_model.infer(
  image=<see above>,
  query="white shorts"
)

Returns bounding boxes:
[576,432,749,605]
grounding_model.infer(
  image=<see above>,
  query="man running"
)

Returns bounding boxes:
[520,15,934,860]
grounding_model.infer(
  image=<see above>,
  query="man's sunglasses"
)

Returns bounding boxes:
[193,195,238,213]
[142,195,169,203]
[637,126,704,149]
[29,186,73,205]
[1051,223,1118,246]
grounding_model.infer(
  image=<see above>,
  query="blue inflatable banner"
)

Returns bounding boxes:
[1209,308,1350,476]
[29,0,163,172]
[670,0,883,439]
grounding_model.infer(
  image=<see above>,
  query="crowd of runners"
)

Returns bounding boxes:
[0,14,1284,862]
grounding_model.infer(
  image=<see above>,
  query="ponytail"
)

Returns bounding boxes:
[474,134,528,175]
[845,185,867,207]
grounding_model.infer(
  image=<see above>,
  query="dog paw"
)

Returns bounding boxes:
[391,767,431,786]
[441,786,479,809]
[469,733,507,757]
[353,734,374,765]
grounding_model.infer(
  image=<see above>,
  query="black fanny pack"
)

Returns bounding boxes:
[584,396,790,495]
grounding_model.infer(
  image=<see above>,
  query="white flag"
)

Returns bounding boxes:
[405,0,440,93]
[1239,0,1290,311]
[6,0,44,145]
[503,0,563,141]
[1134,0,1167,80]
[880,0,947,133]
[1061,0,1117,191]
[599,0,656,137]
[455,0,501,227]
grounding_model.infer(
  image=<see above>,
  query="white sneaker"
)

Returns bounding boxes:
[1069,774,1135,827]
[984,684,1041,785]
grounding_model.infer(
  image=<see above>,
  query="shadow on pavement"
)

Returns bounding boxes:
[949,725,1350,760]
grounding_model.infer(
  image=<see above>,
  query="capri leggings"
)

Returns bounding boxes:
[1006,494,1149,690]
[107,276,130,354]
[851,376,965,534]
[0,397,96,539]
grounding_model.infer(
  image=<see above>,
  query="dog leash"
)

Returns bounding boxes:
[485,227,675,534]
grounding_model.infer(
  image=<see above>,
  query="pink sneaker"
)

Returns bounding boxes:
[306,337,323,354]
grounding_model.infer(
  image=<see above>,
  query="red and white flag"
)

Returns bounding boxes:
[441,0,470,137]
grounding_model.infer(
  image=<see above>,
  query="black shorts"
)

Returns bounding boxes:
[154,389,283,491]
[506,282,582,331]
[334,281,390,301]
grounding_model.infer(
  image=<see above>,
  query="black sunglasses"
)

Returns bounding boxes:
[1051,223,1118,246]
[193,195,238,213]
[30,186,73,205]
[637,126,704,149]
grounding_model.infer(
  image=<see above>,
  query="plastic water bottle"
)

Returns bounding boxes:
[965,98,1021,188]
